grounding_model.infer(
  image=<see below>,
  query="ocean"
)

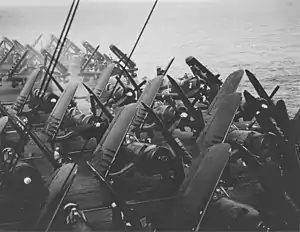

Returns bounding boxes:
[0,0,299,114]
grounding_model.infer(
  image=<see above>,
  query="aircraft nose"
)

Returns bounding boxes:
[10,162,48,199]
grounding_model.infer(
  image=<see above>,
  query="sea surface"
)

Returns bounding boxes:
[0,0,299,114]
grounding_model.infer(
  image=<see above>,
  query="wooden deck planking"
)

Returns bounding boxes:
[67,174,110,209]
[23,141,115,229]
[1,120,202,230]
[66,173,114,230]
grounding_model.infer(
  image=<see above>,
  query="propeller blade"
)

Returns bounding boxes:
[141,102,191,161]
[270,85,280,99]
[82,40,105,62]
[167,74,204,132]
[114,74,127,91]
[243,90,257,102]
[82,83,114,122]
[245,69,270,100]
[116,63,140,91]
[49,72,64,93]
[162,57,175,76]
[32,33,43,48]
[136,80,147,90]
[80,45,100,72]
[274,100,290,133]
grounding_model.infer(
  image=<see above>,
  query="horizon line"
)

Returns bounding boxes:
[0,0,216,7]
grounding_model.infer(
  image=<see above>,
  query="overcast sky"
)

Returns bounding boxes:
[0,0,214,7]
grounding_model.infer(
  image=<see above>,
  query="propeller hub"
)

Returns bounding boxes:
[261,103,268,109]
[20,116,28,125]
[50,98,57,103]
[24,177,32,185]
[126,91,133,97]
[180,112,188,118]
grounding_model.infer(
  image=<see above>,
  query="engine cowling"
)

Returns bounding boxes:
[70,112,108,130]
[43,92,60,105]
[58,110,110,143]
[125,142,176,176]
[113,87,136,106]
[71,113,94,126]
[175,101,188,115]
[241,97,270,121]
[153,104,176,124]
[227,130,278,162]
[28,90,60,113]
[10,161,47,198]
[0,148,48,200]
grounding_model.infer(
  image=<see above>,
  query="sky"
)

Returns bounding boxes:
[0,0,215,7]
